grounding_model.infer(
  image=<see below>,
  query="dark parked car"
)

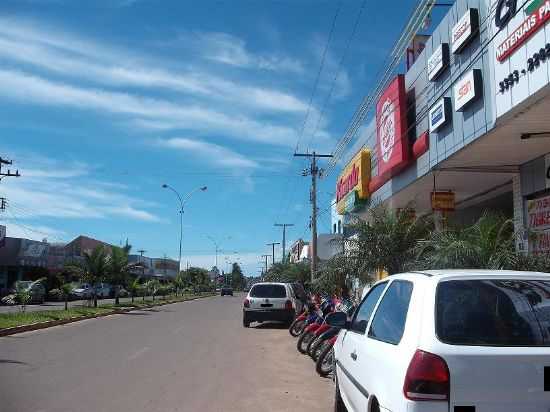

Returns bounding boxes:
[221,286,233,296]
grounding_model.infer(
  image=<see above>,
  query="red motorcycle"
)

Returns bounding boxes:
[315,335,337,377]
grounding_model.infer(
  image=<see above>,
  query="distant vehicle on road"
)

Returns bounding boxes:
[95,283,112,298]
[8,280,46,304]
[242,282,303,327]
[71,283,93,299]
[221,286,233,296]
[330,270,550,412]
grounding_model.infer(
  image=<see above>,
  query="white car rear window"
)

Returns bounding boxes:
[250,284,286,298]
[436,279,550,346]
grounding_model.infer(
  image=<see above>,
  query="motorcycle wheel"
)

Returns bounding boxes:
[312,339,328,362]
[316,344,334,377]
[307,335,321,359]
[297,331,313,354]
[289,318,305,337]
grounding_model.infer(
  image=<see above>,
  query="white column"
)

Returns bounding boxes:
[512,174,527,253]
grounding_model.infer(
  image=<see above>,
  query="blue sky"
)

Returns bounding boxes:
[0,0,422,275]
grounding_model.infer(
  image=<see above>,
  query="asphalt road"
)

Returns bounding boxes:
[0,293,333,412]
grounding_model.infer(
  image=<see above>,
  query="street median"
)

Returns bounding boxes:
[0,292,216,337]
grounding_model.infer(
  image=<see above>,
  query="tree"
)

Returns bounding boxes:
[106,245,135,305]
[128,277,141,303]
[312,254,366,295]
[181,267,211,292]
[60,282,73,310]
[174,272,186,296]
[415,212,517,270]
[263,262,310,285]
[65,245,108,307]
[145,279,160,301]
[348,203,431,277]
[230,262,245,290]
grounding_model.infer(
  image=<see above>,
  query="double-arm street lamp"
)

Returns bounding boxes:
[162,184,207,270]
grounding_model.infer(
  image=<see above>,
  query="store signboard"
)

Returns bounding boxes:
[496,0,550,62]
[454,69,483,111]
[376,75,409,180]
[336,149,371,214]
[427,43,450,81]
[0,225,5,248]
[451,8,479,54]
[527,193,550,254]
[20,240,48,258]
[431,191,455,211]
[429,97,452,132]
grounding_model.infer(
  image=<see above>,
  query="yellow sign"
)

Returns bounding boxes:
[336,149,371,214]
[431,191,455,211]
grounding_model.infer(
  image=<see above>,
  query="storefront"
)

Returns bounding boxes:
[335,0,550,254]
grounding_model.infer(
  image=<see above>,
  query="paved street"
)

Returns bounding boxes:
[0,293,332,412]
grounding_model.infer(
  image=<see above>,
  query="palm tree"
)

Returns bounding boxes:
[128,277,141,303]
[65,245,108,308]
[60,282,73,310]
[174,273,185,297]
[415,212,517,270]
[348,203,431,277]
[145,279,160,301]
[107,245,137,305]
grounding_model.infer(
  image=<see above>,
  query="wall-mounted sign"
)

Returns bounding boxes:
[337,190,369,215]
[376,75,409,180]
[454,69,482,111]
[336,149,371,215]
[452,8,479,54]
[431,191,455,211]
[496,0,550,62]
[527,193,550,254]
[495,0,517,29]
[429,97,452,132]
[427,43,450,81]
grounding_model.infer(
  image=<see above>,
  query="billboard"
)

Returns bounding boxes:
[335,149,371,215]
[376,75,409,181]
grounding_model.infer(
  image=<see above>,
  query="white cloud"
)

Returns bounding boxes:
[194,31,304,73]
[158,137,259,169]
[0,152,161,223]
[0,69,301,147]
[0,18,308,114]
[1,221,67,242]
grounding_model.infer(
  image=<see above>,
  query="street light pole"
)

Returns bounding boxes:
[162,184,207,271]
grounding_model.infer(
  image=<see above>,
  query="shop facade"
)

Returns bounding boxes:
[334,0,550,256]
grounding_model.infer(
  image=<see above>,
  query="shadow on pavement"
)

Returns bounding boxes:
[252,322,289,330]
[0,359,30,366]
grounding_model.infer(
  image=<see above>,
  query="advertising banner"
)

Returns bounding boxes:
[335,149,371,214]
[431,191,456,211]
[527,193,550,254]
[20,240,48,258]
[376,75,409,180]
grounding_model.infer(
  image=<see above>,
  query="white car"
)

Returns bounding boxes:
[328,270,550,412]
[71,283,93,299]
[242,282,303,327]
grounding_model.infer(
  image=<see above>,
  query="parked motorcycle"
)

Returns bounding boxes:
[288,302,317,337]
[296,299,334,354]
[315,335,337,377]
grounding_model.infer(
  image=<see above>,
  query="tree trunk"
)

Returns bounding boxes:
[131,292,134,303]
[64,295,68,311]
[115,287,120,305]
[142,291,145,302]
[93,293,98,308]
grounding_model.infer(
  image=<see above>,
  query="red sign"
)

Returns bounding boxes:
[336,163,359,202]
[376,75,409,180]
[496,0,550,62]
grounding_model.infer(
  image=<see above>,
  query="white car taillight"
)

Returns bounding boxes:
[403,350,449,401]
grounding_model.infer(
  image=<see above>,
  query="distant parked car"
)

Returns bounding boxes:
[330,270,550,412]
[72,283,93,299]
[95,283,112,298]
[13,280,46,304]
[242,282,303,327]
[221,286,233,296]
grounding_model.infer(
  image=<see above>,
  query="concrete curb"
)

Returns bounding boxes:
[0,294,215,337]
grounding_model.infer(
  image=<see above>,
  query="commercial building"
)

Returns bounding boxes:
[334,0,550,256]
[0,237,49,293]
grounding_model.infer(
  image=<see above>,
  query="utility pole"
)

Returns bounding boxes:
[0,157,21,181]
[261,254,270,274]
[294,151,333,283]
[274,223,294,263]
[0,198,6,211]
[266,242,280,267]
